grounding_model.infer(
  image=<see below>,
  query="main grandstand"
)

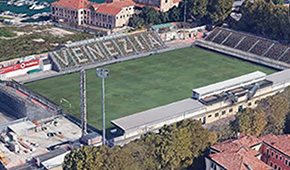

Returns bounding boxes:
[111,69,290,144]
[197,27,290,69]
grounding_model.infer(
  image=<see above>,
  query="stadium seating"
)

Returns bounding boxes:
[115,36,136,56]
[212,30,231,44]
[222,32,244,48]
[279,49,290,64]
[205,28,220,41]
[249,40,273,56]
[236,36,258,52]
[206,27,290,65]
[264,43,288,60]
[49,31,165,70]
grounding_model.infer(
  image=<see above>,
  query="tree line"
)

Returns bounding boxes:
[230,0,290,42]
[63,119,217,170]
[128,0,233,28]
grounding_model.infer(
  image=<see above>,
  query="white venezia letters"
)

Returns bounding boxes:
[103,41,119,57]
[134,36,145,50]
[52,50,71,66]
[118,38,133,53]
[147,34,161,47]
[71,47,88,63]
[86,44,105,60]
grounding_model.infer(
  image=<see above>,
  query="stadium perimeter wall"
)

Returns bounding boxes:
[0,88,27,119]
[194,39,289,70]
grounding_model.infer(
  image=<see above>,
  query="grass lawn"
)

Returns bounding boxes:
[0,27,16,37]
[26,47,276,130]
[0,25,94,61]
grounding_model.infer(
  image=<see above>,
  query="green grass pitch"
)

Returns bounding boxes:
[26,47,276,130]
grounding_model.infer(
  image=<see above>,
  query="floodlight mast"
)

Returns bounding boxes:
[96,68,109,145]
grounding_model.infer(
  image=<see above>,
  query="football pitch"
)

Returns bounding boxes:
[26,47,276,130]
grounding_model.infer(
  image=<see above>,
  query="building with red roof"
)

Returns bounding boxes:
[260,134,290,170]
[51,0,180,30]
[206,133,290,170]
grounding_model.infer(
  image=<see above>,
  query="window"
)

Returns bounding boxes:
[280,156,282,161]
[222,110,226,115]
[278,167,281,170]
[266,149,269,156]
[229,108,233,112]
[255,100,259,104]
[208,115,212,118]
[215,113,219,117]
[274,164,277,169]
[276,154,278,159]
[271,151,274,157]
[238,105,243,112]
[285,159,288,165]
[248,102,252,106]
[270,162,273,167]
[211,162,215,168]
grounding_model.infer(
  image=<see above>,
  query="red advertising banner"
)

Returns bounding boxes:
[0,59,40,74]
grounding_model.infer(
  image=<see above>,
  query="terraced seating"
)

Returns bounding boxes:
[278,49,290,64]
[222,33,244,48]
[115,36,136,56]
[206,28,221,41]
[205,27,290,66]
[264,43,288,60]
[99,39,121,58]
[236,36,259,52]
[249,40,272,56]
[51,50,77,69]
[212,30,231,44]
[128,33,151,52]
[49,31,166,70]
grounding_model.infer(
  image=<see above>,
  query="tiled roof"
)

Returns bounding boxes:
[260,134,290,157]
[134,3,160,10]
[51,0,92,9]
[212,134,262,153]
[173,0,181,4]
[210,148,272,170]
[95,0,136,15]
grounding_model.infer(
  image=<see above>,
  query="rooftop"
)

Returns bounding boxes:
[209,134,271,170]
[260,134,290,157]
[209,148,272,170]
[1,116,82,169]
[51,0,93,9]
[212,134,262,153]
[111,98,205,132]
[192,71,266,98]
[266,69,290,86]
[94,0,136,15]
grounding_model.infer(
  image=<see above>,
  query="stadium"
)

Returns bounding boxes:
[1,26,290,162]
[24,28,290,140]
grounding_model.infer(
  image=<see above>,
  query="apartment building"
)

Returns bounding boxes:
[51,0,181,30]
[206,134,290,170]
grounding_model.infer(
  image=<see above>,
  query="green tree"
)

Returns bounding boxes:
[63,120,217,170]
[231,108,267,137]
[207,0,234,24]
[258,94,289,135]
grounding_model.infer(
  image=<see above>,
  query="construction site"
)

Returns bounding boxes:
[0,72,102,170]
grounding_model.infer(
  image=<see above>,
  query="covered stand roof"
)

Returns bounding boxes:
[192,71,266,98]
[111,98,205,132]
